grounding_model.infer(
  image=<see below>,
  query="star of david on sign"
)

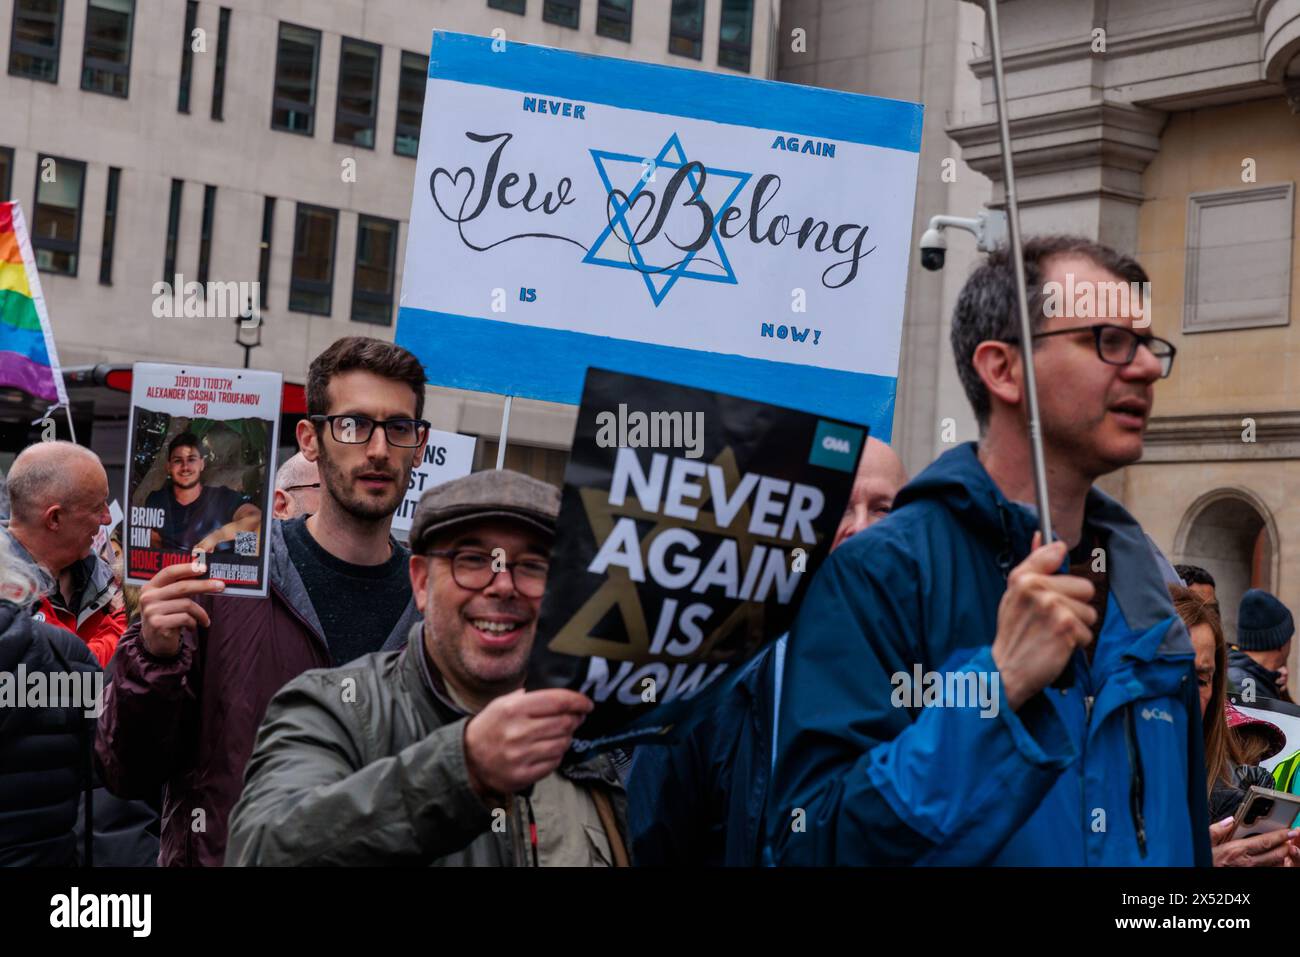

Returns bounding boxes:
[585,133,751,307]
[546,446,811,664]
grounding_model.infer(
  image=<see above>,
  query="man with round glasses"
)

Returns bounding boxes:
[226,470,627,866]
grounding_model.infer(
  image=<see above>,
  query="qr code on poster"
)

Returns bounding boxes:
[234,532,257,557]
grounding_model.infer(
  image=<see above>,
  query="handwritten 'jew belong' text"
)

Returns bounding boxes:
[429,131,878,291]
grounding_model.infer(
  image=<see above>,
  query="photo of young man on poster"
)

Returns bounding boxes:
[143,431,263,555]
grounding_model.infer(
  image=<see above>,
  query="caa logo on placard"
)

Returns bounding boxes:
[809,420,865,473]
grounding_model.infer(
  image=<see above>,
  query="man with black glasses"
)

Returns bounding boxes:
[226,471,628,866]
[769,236,1212,866]
[97,337,429,866]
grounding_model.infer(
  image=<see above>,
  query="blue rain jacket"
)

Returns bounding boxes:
[766,443,1212,866]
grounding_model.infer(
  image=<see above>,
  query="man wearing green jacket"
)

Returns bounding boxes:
[225,470,626,866]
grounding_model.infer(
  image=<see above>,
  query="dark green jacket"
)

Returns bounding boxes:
[225,626,626,866]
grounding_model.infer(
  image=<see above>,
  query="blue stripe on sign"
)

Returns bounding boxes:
[428,31,923,155]
[395,307,895,438]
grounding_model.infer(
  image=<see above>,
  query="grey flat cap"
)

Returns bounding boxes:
[409,468,560,554]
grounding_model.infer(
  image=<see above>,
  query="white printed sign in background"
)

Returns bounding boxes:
[397,32,922,435]
[1234,698,1300,775]
[390,429,477,534]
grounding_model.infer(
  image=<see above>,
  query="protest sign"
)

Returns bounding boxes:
[91,499,123,557]
[390,429,478,534]
[527,368,865,756]
[1231,696,1300,776]
[396,31,921,434]
[123,363,281,597]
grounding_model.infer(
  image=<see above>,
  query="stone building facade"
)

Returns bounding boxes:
[950,0,1300,665]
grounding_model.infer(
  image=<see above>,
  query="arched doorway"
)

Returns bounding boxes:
[1174,488,1279,642]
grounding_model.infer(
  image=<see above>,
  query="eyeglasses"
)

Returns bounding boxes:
[998,324,1177,378]
[284,483,320,493]
[427,548,550,598]
[309,414,431,448]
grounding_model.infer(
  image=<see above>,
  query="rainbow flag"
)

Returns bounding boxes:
[0,201,68,407]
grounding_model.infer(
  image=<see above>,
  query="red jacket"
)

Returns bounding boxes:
[34,594,126,668]
[4,530,125,667]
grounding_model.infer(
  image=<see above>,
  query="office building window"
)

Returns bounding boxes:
[351,216,398,325]
[334,37,381,149]
[488,0,526,14]
[211,7,230,120]
[31,155,86,276]
[177,1,197,112]
[258,197,274,311]
[394,51,427,158]
[163,178,182,282]
[99,166,120,285]
[289,204,337,315]
[669,0,703,60]
[8,0,62,83]
[271,23,320,135]
[197,184,216,285]
[597,0,631,41]
[81,0,134,97]
[543,0,579,28]
[0,148,13,200]
[718,0,753,72]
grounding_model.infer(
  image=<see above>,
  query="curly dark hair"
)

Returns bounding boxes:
[1175,564,1216,589]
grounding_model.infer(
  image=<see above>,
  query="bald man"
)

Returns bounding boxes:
[273,453,320,520]
[627,438,908,865]
[5,441,123,666]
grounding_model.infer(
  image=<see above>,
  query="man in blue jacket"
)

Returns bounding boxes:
[767,235,1212,866]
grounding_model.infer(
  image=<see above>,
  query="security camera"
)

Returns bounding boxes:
[917,210,1008,272]
[919,227,947,271]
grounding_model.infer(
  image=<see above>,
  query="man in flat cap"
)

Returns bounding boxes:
[225,469,628,866]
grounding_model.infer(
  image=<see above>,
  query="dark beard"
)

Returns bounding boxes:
[317,446,412,522]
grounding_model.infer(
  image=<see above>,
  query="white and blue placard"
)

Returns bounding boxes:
[397,31,922,437]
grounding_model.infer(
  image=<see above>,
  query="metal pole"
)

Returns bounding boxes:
[495,395,512,469]
[986,0,1053,547]
[62,404,77,444]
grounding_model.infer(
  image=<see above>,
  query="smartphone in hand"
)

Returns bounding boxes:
[1230,785,1300,840]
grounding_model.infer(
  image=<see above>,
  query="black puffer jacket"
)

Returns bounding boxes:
[0,600,99,866]
[1227,649,1286,702]
[1209,764,1278,822]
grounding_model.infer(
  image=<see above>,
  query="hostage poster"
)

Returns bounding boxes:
[527,368,865,756]
[123,363,281,597]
